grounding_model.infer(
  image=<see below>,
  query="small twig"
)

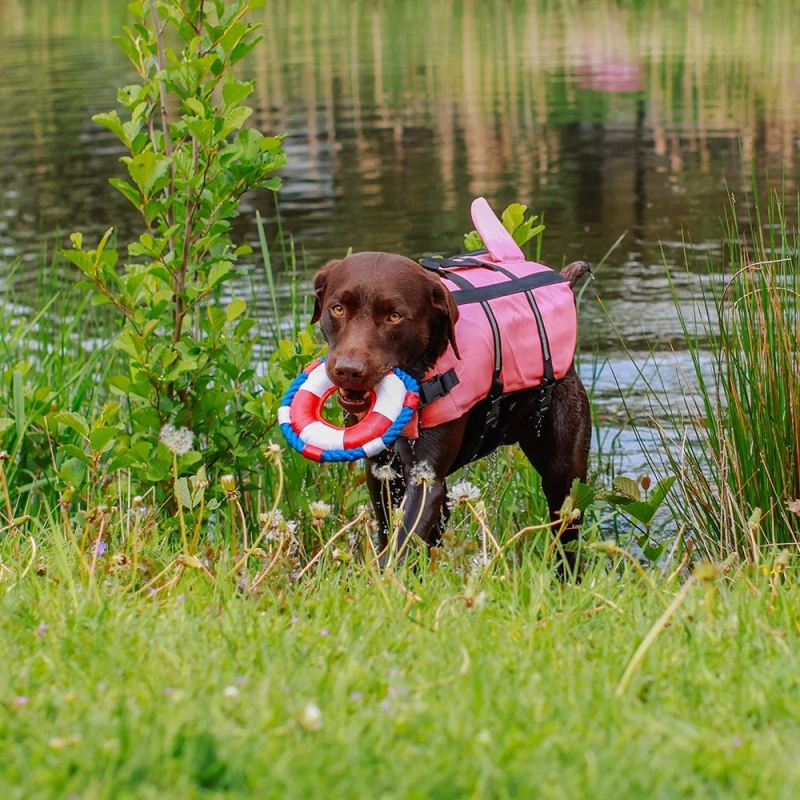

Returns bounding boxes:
[249,540,286,592]
[0,457,14,524]
[88,516,108,577]
[464,500,507,575]
[136,557,179,595]
[296,511,367,580]
[616,576,696,697]
[17,536,36,581]
[230,450,284,574]
[488,519,559,568]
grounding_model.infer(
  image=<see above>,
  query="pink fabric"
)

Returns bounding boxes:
[403,197,578,436]
[470,197,525,262]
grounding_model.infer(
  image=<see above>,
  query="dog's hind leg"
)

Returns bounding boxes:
[517,369,591,573]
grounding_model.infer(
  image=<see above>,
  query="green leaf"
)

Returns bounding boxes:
[89,427,117,453]
[569,479,596,513]
[622,501,658,527]
[0,418,14,435]
[58,457,87,488]
[207,307,227,333]
[109,178,142,207]
[501,203,527,235]
[222,80,254,108]
[93,111,127,144]
[52,410,90,438]
[612,476,641,503]
[226,299,246,322]
[59,444,93,467]
[650,476,677,510]
[208,261,233,287]
[176,477,193,510]
[219,22,248,54]
[222,106,253,135]
[107,375,131,395]
[463,231,484,251]
[126,152,172,197]
[184,97,206,117]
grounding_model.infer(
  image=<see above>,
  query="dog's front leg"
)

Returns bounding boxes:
[365,450,406,553]
[377,420,466,562]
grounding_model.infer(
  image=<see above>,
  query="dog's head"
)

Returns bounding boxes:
[310,252,459,414]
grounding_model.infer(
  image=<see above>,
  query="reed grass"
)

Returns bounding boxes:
[631,183,800,558]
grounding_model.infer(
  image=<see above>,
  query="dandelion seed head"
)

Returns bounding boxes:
[309,501,332,521]
[159,424,195,457]
[447,480,480,506]
[223,686,239,699]
[371,464,398,482]
[259,509,284,529]
[469,553,491,574]
[410,461,436,487]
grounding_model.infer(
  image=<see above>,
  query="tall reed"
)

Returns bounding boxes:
[660,185,799,557]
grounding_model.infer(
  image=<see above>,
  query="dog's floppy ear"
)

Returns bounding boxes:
[311,260,340,324]
[431,280,460,359]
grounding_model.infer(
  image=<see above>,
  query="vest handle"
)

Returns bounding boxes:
[470,197,525,263]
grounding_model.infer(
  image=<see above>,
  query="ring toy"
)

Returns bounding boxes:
[278,358,420,462]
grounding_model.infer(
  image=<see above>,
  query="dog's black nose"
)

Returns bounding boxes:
[334,357,367,382]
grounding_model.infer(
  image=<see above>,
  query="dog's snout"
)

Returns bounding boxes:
[333,357,367,382]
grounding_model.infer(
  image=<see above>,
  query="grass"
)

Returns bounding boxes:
[2,202,799,795]
[3,544,800,799]
[628,183,800,558]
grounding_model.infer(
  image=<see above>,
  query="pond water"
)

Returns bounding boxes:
[1,0,799,470]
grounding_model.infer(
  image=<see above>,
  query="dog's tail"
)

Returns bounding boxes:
[560,260,592,290]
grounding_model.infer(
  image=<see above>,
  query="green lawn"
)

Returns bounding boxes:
[3,552,800,799]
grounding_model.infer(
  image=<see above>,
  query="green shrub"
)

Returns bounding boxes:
[58,0,286,502]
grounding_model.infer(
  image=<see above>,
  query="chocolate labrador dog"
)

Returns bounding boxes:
[311,252,591,564]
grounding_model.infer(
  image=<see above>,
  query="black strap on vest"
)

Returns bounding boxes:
[429,265,506,434]
[481,261,557,424]
[418,368,460,406]
[418,251,564,462]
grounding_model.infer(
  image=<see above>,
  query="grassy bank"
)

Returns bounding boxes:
[3,551,800,799]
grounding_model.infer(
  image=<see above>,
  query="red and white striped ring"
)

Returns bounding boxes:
[278,359,420,462]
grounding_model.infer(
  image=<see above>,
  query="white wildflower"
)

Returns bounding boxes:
[469,553,491,574]
[475,729,492,745]
[265,441,283,462]
[159,424,195,457]
[371,463,398,483]
[259,509,285,529]
[447,480,480,506]
[300,702,323,731]
[309,501,332,521]
[410,461,436,487]
[223,686,239,699]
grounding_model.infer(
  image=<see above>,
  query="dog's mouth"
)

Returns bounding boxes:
[337,388,372,414]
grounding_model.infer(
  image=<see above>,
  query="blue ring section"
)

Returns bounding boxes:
[279,363,420,463]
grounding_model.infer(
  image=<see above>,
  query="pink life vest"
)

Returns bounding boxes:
[403,198,577,442]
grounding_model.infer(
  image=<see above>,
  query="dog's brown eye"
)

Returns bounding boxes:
[330,304,344,317]
[388,312,402,323]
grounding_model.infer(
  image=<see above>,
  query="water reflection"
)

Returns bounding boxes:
[1,0,798,378]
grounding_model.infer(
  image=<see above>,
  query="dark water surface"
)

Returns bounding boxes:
[2,0,799,467]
